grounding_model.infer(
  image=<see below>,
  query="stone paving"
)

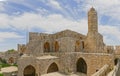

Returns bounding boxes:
[0,66,18,73]
[42,72,86,76]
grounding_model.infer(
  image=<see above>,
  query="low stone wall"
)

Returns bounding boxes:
[3,71,17,76]
[91,64,110,76]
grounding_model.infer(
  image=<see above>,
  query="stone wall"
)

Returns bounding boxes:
[17,7,118,76]
[23,30,86,56]
[4,51,19,64]
[18,52,114,76]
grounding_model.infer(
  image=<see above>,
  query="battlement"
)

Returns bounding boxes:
[18,44,26,54]
[103,45,120,55]
[114,46,120,55]
[29,32,49,41]
[106,46,114,53]
[53,29,86,39]
[115,46,120,50]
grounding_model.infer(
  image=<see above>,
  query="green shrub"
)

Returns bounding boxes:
[0,63,11,68]
[1,59,7,64]
[0,73,3,76]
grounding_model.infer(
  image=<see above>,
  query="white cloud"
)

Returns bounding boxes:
[0,2,5,11]
[0,13,88,34]
[0,0,6,1]
[0,10,120,45]
[40,0,63,10]
[81,0,120,21]
[0,0,120,51]
[99,25,120,45]
[48,0,62,10]
[0,32,23,42]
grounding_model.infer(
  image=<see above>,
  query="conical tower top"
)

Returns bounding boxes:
[88,7,98,33]
[90,7,95,10]
[89,7,97,13]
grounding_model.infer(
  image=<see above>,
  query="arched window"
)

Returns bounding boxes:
[75,41,80,52]
[47,62,59,73]
[24,65,36,76]
[44,42,50,52]
[76,58,87,74]
[82,41,84,49]
[55,41,59,52]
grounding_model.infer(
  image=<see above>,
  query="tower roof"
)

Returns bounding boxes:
[89,7,96,12]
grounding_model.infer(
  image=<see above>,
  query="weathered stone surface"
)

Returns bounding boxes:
[17,7,119,76]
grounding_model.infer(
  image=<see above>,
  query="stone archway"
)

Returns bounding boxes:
[114,58,119,65]
[24,65,36,76]
[47,62,59,73]
[44,42,50,52]
[8,57,14,64]
[76,58,87,74]
[54,41,59,52]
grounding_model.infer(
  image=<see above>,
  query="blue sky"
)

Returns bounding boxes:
[0,0,120,51]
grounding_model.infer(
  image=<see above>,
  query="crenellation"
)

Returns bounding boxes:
[18,44,26,55]
[114,46,120,55]
[105,46,114,54]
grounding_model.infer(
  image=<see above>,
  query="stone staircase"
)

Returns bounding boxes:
[107,66,116,76]
[107,58,120,76]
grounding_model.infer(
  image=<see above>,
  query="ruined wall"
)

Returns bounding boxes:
[4,51,19,64]
[18,44,26,55]
[115,46,120,55]
[23,30,86,56]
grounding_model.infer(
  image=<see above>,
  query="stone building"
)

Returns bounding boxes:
[0,51,19,64]
[4,51,19,64]
[17,7,119,76]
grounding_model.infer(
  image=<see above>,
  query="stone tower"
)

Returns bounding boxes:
[88,7,98,33]
[84,7,105,53]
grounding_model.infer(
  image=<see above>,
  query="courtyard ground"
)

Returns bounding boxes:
[0,66,17,73]
[42,72,86,76]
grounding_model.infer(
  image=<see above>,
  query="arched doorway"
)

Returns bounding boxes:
[44,42,50,52]
[76,58,87,74]
[24,65,36,76]
[47,62,59,73]
[114,58,119,65]
[75,41,80,52]
[8,57,14,64]
[54,41,59,52]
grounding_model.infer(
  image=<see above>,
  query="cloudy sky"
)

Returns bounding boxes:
[0,0,120,51]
